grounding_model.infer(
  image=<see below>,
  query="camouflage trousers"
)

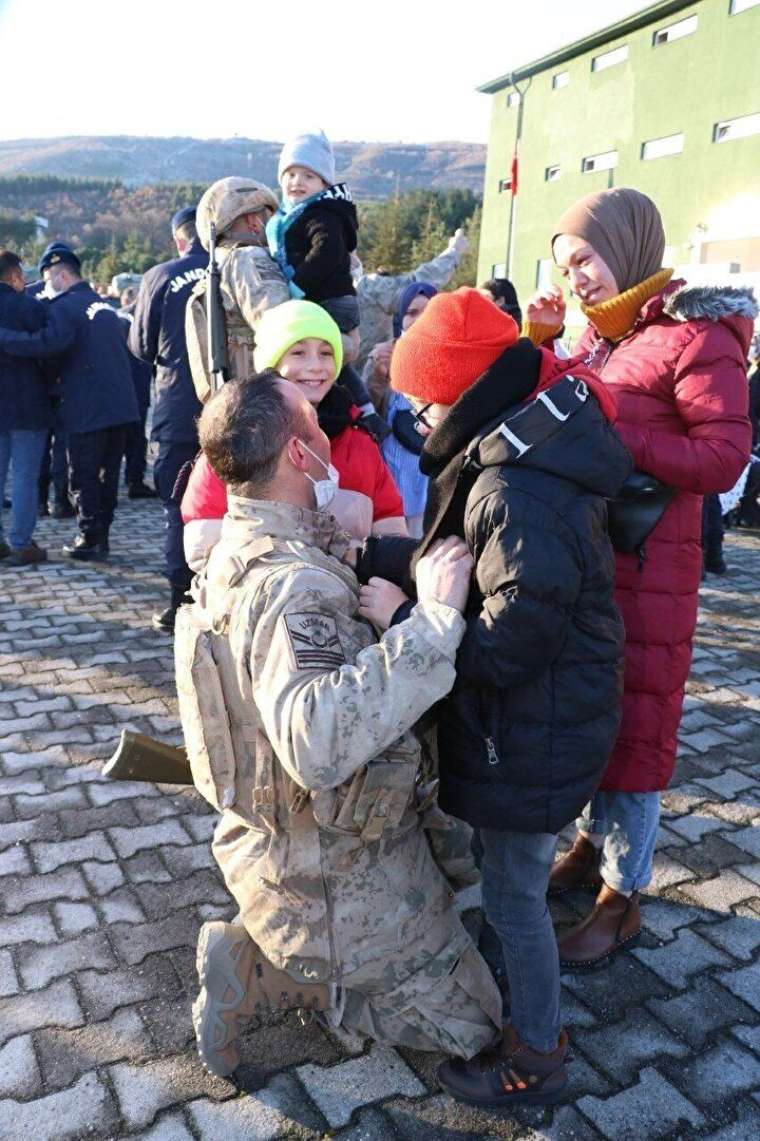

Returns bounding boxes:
[339,913,501,1058]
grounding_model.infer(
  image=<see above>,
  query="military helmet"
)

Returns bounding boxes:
[196,177,279,249]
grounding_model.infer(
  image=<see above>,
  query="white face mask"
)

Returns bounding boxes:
[297,439,340,509]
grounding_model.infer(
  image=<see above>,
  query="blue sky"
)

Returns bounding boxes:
[1,0,649,143]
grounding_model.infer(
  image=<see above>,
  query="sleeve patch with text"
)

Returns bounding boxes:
[283,612,345,669]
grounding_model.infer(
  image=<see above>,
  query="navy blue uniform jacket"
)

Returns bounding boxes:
[0,282,52,431]
[0,281,138,434]
[128,240,206,444]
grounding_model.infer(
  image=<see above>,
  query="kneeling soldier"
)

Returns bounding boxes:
[174,371,501,1075]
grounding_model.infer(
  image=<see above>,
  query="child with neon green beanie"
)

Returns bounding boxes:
[180,301,406,569]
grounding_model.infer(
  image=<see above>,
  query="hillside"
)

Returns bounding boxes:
[0,135,486,197]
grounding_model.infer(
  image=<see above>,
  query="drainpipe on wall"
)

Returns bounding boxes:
[506,74,531,280]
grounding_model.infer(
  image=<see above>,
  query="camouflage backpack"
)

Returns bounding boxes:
[185,274,215,406]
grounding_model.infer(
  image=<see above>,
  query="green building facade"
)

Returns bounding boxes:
[477,0,760,315]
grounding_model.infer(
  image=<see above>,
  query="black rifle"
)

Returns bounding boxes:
[207,220,229,394]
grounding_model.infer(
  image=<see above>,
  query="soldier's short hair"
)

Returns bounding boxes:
[199,370,306,494]
[0,250,22,281]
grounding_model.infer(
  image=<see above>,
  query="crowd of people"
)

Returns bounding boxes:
[1,129,759,1109]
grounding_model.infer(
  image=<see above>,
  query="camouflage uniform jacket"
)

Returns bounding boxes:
[356,245,463,368]
[217,237,289,380]
[174,496,469,987]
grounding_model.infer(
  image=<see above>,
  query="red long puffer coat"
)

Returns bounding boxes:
[571,280,754,792]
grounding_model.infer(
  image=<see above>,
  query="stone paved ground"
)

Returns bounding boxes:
[1,497,759,1141]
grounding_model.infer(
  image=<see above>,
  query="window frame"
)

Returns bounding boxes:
[641,132,685,160]
[545,164,561,182]
[591,44,629,72]
[652,13,698,45]
[729,0,760,15]
[552,70,570,90]
[581,149,618,174]
[713,111,760,143]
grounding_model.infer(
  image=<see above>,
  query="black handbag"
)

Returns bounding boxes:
[607,470,675,554]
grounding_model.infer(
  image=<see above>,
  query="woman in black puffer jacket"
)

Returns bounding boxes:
[356,288,631,1109]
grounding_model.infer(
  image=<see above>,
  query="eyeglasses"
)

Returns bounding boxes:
[413,402,435,431]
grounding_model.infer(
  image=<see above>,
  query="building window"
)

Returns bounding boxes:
[507,91,520,108]
[591,45,628,72]
[641,132,685,160]
[652,14,698,45]
[582,149,618,173]
[545,164,561,181]
[714,111,760,142]
[730,0,760,14]
[491,263,508,279]
[552,71,569,89]
[498,177,513,193]
[536,259,554,290]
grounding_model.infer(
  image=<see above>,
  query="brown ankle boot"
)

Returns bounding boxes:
[557,884,641,970]
[437,1023,569,1108]
[548,834,602,896]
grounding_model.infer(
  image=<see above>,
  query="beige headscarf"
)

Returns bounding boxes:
[552,188,665,294]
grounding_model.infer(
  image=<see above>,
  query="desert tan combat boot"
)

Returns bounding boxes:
[193,921,330,1076]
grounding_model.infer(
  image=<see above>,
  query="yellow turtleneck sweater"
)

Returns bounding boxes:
[523,268,674,347]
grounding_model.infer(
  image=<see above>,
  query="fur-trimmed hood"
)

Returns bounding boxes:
[663,284,758,323]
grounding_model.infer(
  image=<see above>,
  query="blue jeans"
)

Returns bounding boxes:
[577,790,661,894]
[0,430,49,548]
[480,828,560,1053]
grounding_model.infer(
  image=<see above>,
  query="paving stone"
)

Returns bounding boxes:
[31,831,117,872]
[53,900,99,935]
[639,897,714,941]
[573,1007,688,1086]
[0,978,84,1048]
[35,1007,151,1094]
[0,1070,116,1141]
[665,812,729,842]
[383,1092,524,1139]
[673,1038,760,1109]
[133,1112,197,1140]
[109,1055,235,1130]
[647,974,756,1050]
[562,954,670,1022]
[58,799,141,837]
[182,813,217,842]
[699,914,760,961]
[648,851,695,893]
[0,843,32,877]
[160,844,216,878]
[15,784,87,818]
[1,865,90,914]
[633,925,734,988]
[0,948,20,997]
[700,1103,760,1140]
[695,769,759,799]
[0,772,45,796]
[332,1107,399,1140]
[679,869,759,912]
[298,1043,425,1128]
[187,1073,326,1140]
[108,909,199,966]
[109,819,191,858]
[20,929,116,990]
[732,1023,760,1053]
[0,1034,42,1099]
[77,954,182,1022]
[727,825,760,860]
[87,778,161,805]
[0,908,57,946]
[82,858,126,895]
[577,1065,704,1139]
[135,870,228,920]
[718,962,760,1014]
[100,885,148,924]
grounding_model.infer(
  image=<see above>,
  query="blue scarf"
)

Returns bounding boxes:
[266,184,352,300]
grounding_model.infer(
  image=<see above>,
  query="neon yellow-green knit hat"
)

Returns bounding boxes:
[253,300,343,375]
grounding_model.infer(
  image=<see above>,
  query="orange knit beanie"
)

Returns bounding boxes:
[390,287,520,405]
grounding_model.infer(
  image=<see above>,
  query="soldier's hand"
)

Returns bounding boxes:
[416,537,473,613]
[358,578,409,632]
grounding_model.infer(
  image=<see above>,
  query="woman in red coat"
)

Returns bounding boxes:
[526,188,754,967]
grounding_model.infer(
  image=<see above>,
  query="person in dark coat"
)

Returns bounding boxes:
[355,288,631,1108]
[128,206,206,631]
[0,250,52,565]
[0,243,139,560]
[28,248,72,518]
[117,286,155,499]
[526,188,753,969]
